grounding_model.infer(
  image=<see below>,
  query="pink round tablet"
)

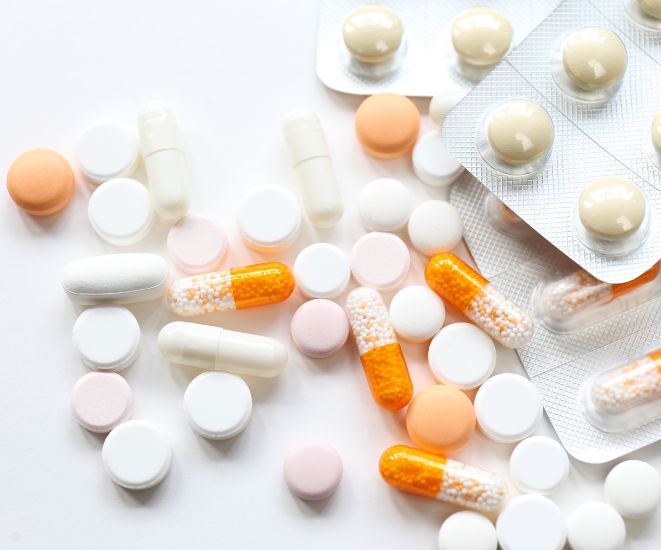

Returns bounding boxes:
[167,215,228,274]
[71,372,133,433]
[283,441,343,500]
[290,299,349,358]
[350,232,410,291]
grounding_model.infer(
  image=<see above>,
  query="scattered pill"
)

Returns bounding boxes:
[350,232,410,292]
[71,372,133,433]
[293,243,350,299]
[291,299,349,359]
[639,0,661,18]
[496,495,566,550]
[77,123,138,185]
[604,460,661,519]
[342,4,403,64]
[566,502,625,550]
[358,178,412,233]
[438,511,497,550]
[429,90,465,128]
[389,285,445,343]
[451,8,512,67]
[166,215,228,274]
[509,436,569,495]
[284,441,343,500]
[408,201,463,256]
[412,130,464,187]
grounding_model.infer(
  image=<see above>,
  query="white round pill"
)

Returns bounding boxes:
[497,495,566,550]
[604,460,661,519]
[474,373,543,443]
[389,285,445,343]
[350,232,410,292]
[237,186,302,253]
[408,200,464,256]
[294,243,350,299]
[102,419,172,490]
[428,323,496,390]
[567,502,625,550]
[77,123,138,186]
[184,372,252,440]
[510,436,569,495]
[429,90,465,128]
[358,178,412,232]
[438,511,497,550]
[413,130,464,187]
[72,307,141,371]
[167,215,228,274]
[88,178,153,246]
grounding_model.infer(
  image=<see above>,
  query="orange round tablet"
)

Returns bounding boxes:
[355,93,420,159]
[7,148,75,216]
[405,384,475,454]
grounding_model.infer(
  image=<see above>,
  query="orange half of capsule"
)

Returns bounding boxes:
[612,262,660,298]
[379,445,446,499]
[361,344,413,411]
[229,262,295,310]
[424,253,487,313]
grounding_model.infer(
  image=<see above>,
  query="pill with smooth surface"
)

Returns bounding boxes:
[639,0,661,18]
[451,7,513,66]
[77,123,138,185]
[509,436,569,495]
[413,130,464,187]
[358,178,412,233]
[350,232,410,291]
[408,200,463,256]
[566,502,625,550]
[71,372,133,433]
[438,511,497,550]
[167,215,228,274]
[604,460,661,519]
[389,285,445,343]
[496,495,566,550]
[429,90,464,127]
[283,441,343,500]
[342,4,403,64]
[293,243,350,299]
[291,299,349,359]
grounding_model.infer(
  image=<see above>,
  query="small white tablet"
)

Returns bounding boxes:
[510,436,569,495]
[566,502,625,550]
[350,232,410,292]
[412,130,464,187]
[358,178,412,232]
[389,285,445,343]
[496,495,566,550]
[429,90,465,127]
[294,243,350,299]
[438,511,497,550]
[408,200,463,256]
[77,123,138,186]
[604,460,661,519]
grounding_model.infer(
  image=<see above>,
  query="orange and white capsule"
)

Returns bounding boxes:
[346,287,413,410]
[168,262,295,316]
[425,253,533,348]
[379,445,507,512]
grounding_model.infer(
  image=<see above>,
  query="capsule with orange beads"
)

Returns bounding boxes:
[379,445,507,512]
[345,287,413,410]
[425,253,533,348]
[168,262,295,316]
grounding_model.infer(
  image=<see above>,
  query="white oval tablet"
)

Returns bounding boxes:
[474,373,543,443]
[408,200,464,256]
[429,90,465,128]
[496,495,566,550]
[350,232,410,291]
[77,123,138,186]
[167,215,228,274]
[438,511,497,550]
[102,419,172,490]
[604,460,661,519]
[72,307,140,371]
[389,285,445,343]
[294,243,350,299]
[428,323,496,390]
[359,178,412,232]
[184,372,252,440]
[88,178,153,246]
[567,502,625,550]
[413,130,464,187]
[510,436,569,495]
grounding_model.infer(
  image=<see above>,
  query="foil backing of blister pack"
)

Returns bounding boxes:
[451,174,661,463]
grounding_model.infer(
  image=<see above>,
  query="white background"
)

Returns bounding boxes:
[1,1,660,548]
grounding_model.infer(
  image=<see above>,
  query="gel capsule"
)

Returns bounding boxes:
[168,262,295,316]
[425,253,533,348]
[345,287,413,410]
[379,445,507,512]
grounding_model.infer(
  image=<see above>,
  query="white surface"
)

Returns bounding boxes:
[412,130,464,187]
[496,494,566,550]
[408,200,464,256]
[293,243,350,299]
[509,436,570,495]
[1,1,660,548]
[358,177,412,232]
[604,460,661,519]
[567,501,627,550]
[76,123,138,185]
[389,285,445,343]
[349,231,410,291]
[437,511,497,550]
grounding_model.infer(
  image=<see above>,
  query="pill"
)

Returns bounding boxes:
[293,243,350,299]
[291,299,349,359]
[61,253,169,305]
[102,420,172,490]
[137,103,190,221]
[72,307,140,371]
[183,372,252,440]
[358,178,412,233]
[282,109,343,228]
[562,27,627,92]
[474,373,543,443]
[87,178,153,246]
[639,0,661,18]
[350,232,410,292]
[412,130,464,187]
[428,323,496,390]
[389,285,445,343]
[425,253,534,348]
[408,200,464,256]
[6,149,75,216]
[355,94,420,159]
[167,262,294,316]
[158,321,287,377]
[652,111,661,152]
[566,502,625,550]
[496,495,566,550]
[451,8,513,67]
[342,5,403,64]
[405,384,475,454]
[429,89,464,128]
[71,372,133,433]
[379,445,507,512]
[76,123,138,186]
[509,436,569,495]
[284,441,343,500]
[604,460,661,519]
[346,287,413,410]
[438,511,497,550]
[237,186,301,253]
[166,215,228,274]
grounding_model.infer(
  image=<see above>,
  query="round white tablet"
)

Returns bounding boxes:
[510,436,569,495]
[88,178,153,246]
[389,285,445,343]
[496,495,566,550]
[428,323,496,389]
[408,200,464,256]
[438,511,497,550]
[294,243,350,299]
[429,90,465,128]
[567,502,625,550]
[358,178,412,232]
[77,123,138,186]
[474,373,543,443]
[604,460,661,519]
[237,186,302,253]
[102,420,172,490]
[167,215,228,274]
[413,130,464,187]
[72,307,141,371]
[350,232,410,291]
[184,372,252,440]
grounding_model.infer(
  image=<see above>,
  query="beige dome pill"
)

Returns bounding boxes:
[342,5,403,64]
[652,112,661,152]
[638,0,661,19]
[451,7,513,67]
